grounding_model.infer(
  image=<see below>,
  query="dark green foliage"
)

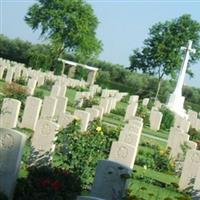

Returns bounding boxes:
[160,107,175,131]
[136,103,150,125]
[14,77,28,86]
[39,79,55,91]
[136,142,175,173]
[111,106,126,116]
[0,34,31,64]
[14,167,81,200]
[34,90,45,99]
[82,97,99,108]
[25,0,102,64]
[53,119,119,189]
[188,128,200,150]
[0,193,8,200]
[74,66,88,81]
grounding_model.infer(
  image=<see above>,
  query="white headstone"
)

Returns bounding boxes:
[85,108,100,121]
[100,98,109,114]
[92,105,104,120]
[142,98,149,106]
[124,102,138,121]
[58,113,75,129]
[21,96,42,130]
[0,128,26,199]
[108,141,136,169]
[27,78,37,95]
[50,84,60,97]
[167,127,190,159]
[150,110,163,131]
[174,114,190,133]
[0,66,5,80]
[40,96,57,120]
[31,119,60,165]
[74,110,90,131]
[0,98,21,128]
[194,166,200,199]
[5,68,14,83]
[129,95,139,104]
[54,97,68,119]
[179,150,200,190]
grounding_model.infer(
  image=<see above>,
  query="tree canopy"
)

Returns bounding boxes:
[129,14,200,98]
[25,0,102,65]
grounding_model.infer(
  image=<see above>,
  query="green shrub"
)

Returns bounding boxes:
[53,119,119,189]
[136,143,175,173]
[34,90,45,99]
[15,77,28,86]
[0,192,8,200]
[111,106,126,116]
[136,103,150,125]
[82,97,99,108]
[160,107,175,131]
[74,66,88,81]
[39,79,55,91]
[14,167,81,200]
[188,128,200,150]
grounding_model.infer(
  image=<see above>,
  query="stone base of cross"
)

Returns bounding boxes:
[167,93,187,118]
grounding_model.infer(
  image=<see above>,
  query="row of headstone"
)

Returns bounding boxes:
[166,116,199,198]
[179,150,200,199]
[78,116,144,200]
[101,89,119,98]
[0,58,89,93]
[174,114,190,133]
[124,95,139,122]
[188,109,200,131]
[0,94,68,130]
[142,98,149,106]
[167,127,197,160]
[75,92,125,131]
[149,107,163,131]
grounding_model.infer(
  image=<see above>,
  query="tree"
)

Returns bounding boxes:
[129,14,200,99]
[25,0,102,70]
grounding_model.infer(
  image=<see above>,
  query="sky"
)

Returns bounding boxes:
[0,0,200,88]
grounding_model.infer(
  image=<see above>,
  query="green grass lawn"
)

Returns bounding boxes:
[134,165,179,184]
[0,80,6,92]
[140,135,167,148]
[129,179,182,200]
[143,126,169,140]
[66,88,77,105]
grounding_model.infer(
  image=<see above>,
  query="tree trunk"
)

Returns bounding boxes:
[155,79,162,100]
[50,45,65,72]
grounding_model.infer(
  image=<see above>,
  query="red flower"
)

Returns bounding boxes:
[39,178,51,187]
[51,180,61,190]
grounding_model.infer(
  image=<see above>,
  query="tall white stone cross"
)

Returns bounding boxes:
[166,40,196,118]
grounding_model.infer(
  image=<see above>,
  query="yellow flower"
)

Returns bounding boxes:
[159,150,165,155]
[75,116,80,121]
[169,161,175,168]
[96,126,102,132]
